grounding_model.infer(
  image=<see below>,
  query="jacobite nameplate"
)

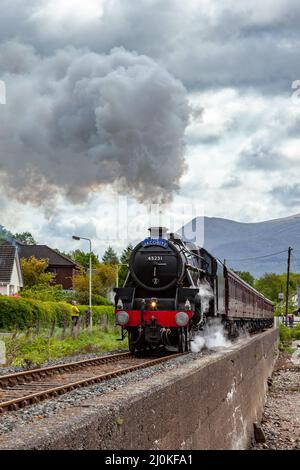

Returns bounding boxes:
[142,237,168,248]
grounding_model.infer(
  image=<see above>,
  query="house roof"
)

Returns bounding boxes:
[19,245,81,268]
[0,245,17,283]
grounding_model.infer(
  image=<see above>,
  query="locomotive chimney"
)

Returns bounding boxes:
[148,227,168,239]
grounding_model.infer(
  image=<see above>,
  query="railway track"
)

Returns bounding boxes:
[0,351,183,415]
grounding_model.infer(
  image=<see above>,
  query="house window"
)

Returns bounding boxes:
[47,267,57,275]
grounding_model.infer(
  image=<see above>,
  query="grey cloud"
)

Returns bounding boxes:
[238,142,287,171]
[187,134,221,146]
[43,217,98,242]
[0,42,190,206]
[2,1,300,92]
[271,184,300,208]
[220,176,241,189]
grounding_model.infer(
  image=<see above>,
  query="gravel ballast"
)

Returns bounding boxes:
[252,351,300,450]
[0,350,210,436]
[0,349,127,376]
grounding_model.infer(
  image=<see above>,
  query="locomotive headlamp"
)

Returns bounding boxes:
[150,298,158,309]
[116,310,129,326]
[175,311,189,327]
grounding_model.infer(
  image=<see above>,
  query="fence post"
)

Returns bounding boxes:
[35,319,40,336]
[49,318,56,338]
[102,313,108,333]
[61,314,67,340]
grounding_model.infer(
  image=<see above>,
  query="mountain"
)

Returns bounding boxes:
[180,214,300,277]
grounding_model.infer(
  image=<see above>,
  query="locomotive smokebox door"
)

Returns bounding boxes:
[129,227,185,292]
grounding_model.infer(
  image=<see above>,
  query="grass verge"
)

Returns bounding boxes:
[1,327,127,367]
[279,323,300,354]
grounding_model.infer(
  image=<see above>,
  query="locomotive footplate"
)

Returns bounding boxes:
[145,318,161,344]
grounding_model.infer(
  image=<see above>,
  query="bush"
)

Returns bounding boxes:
[0,296,34,329]
[279,323,293,343]
[21,285,71,302]
[92,295,112,306]
[279,323,300,343]
[74,291,112,306]
[0,296,73,330]
[77,305,115,324]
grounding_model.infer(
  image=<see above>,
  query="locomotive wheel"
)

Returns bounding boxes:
[185,327,190,352]
[128,329,140,353]
[129,340,136,354]
[178,328,186,353]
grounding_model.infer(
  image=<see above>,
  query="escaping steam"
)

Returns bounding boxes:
[190,318,231,353]
[199,279,214,317]
[0,42,190,207]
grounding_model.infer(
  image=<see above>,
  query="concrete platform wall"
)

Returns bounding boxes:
[0,328,278,450]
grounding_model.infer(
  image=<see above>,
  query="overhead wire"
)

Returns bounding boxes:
[226,249,288,262]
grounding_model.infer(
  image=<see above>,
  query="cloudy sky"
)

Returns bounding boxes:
[1,0,300,255]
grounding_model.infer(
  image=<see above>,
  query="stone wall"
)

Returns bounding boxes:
[0,328,278,450]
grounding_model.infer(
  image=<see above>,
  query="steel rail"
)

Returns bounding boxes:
[0,352,184,414]
[0,351,132,387]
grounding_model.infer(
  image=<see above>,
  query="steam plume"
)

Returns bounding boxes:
[0,42,190,207]
[191,318,231,353]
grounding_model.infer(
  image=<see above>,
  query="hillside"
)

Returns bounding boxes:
[180,214,300,277]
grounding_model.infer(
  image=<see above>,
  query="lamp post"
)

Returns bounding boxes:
[72,235,93,330]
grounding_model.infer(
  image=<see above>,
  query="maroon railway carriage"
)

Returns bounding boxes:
[224,269,274,336]
[114,227,274,353]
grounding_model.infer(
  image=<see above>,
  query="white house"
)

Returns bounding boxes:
[0,244,23,295]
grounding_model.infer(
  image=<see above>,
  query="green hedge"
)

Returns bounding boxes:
[0,296,115,330]
[0,297,72,330]
[75,293,112,306]
[77,305,115,324]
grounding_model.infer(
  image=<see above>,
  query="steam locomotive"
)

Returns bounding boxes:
[114,227,274,353]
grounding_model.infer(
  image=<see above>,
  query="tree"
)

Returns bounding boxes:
[67,249,100,269]
[20,256,54,287]
[254,273,284,302]
[233,270,255,287]
[73,263,116,301]
[14,231,36,245]
[0,225,13,243]
[254,272,300,303]
[118,244,133,287]
[96,263,117,291]
[102,246,119,265]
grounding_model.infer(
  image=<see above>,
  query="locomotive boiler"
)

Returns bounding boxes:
[114,227,274,353]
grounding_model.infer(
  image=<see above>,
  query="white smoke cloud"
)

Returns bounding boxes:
[190,318,231,353]
[0,42,190,207]
[199,279,214,316]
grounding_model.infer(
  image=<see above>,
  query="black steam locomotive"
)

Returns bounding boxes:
[114,227,274,353]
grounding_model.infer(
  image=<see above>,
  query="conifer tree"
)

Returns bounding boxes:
[102,246,119,265]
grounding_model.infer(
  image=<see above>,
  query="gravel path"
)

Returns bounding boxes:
[252,352,300,450]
